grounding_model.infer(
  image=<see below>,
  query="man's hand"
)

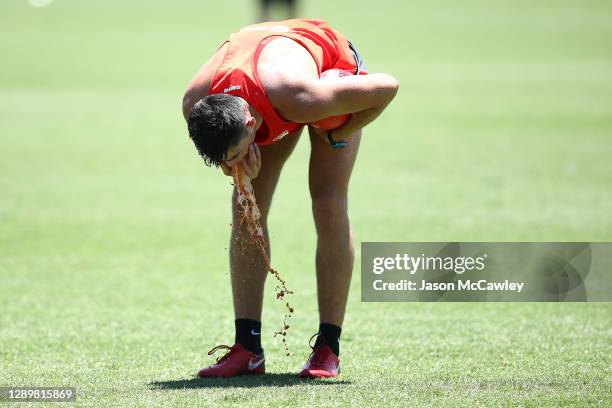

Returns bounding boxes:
[220,144,261,179]
[240,144,261,179]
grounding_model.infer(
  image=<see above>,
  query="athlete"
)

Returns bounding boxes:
[182,19,398,378]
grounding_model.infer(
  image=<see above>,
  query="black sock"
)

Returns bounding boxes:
[235,319,262,354]
[314,322,341,356]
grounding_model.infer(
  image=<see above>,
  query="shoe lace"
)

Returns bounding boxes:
[207,345,234,364]
[306,333,328,367]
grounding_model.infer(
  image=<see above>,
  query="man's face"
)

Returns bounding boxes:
[223,109,257,168]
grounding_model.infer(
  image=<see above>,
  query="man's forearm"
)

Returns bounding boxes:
[333,95,395,140]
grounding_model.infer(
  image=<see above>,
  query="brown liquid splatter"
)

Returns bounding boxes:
[233,165,293,355]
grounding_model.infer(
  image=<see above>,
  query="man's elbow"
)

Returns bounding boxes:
[182,91,201,122]
[182,94,192,122]
[381,74,399,100]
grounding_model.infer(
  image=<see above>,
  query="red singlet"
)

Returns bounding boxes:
[208,19,359,145]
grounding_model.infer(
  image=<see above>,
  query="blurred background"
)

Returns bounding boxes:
[1,0,611,406]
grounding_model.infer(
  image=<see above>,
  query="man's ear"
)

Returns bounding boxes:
[245,115,257,130]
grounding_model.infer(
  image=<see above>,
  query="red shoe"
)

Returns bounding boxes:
[197,344,265,378]
[299,336,340,378]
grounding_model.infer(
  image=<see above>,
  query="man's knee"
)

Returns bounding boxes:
[311,189,348,228]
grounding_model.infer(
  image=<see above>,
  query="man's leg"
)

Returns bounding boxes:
[198,130,302,378]
[297,127,360,378]
[230,129,302,322]
[308,127,361,330]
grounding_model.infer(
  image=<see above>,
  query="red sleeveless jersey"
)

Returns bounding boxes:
[208,19,359,145]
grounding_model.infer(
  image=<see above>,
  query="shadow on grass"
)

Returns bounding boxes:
[150,373,350,389]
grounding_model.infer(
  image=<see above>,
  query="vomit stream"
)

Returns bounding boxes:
[233,165,293,355]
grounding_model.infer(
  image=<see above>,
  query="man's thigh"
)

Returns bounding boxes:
[308,126,361,200]
[245,127,303,217]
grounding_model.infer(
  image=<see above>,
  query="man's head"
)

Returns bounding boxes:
[187,94,257,167]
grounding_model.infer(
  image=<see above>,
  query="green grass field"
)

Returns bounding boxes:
[1,0,611,406]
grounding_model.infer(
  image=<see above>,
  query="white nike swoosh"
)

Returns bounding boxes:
[251,329,260,336]
[248,357,265,371]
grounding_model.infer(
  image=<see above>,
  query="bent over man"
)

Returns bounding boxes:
[182,18,398,378]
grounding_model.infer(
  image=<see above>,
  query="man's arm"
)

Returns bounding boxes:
[276,73,399,140]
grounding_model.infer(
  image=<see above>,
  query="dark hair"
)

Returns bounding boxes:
[187,94,246,167]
